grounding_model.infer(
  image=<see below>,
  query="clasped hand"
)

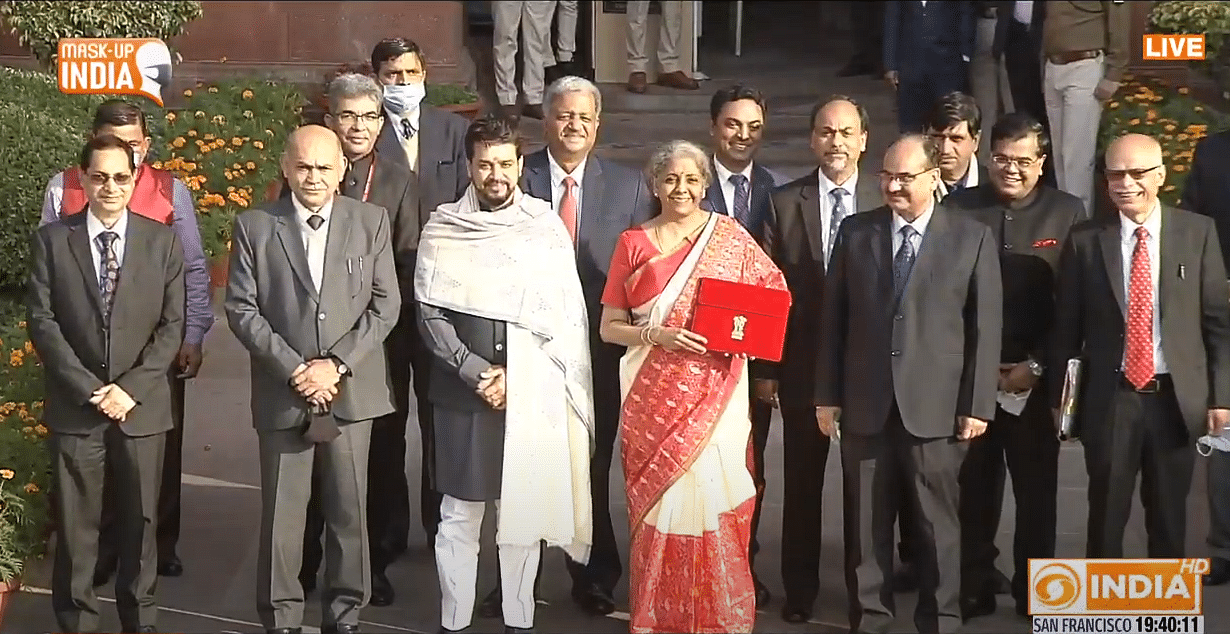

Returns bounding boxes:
[292,359,341,408]
[90,384,136,422]
[477,365,506,410]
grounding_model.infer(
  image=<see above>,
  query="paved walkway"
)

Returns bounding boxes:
[7,11,1230,633]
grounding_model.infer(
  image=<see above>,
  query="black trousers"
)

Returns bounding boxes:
[1206,448,1230,561]
[847,1,886,69]
[779,402,832,608]
[1085,376,1193,558]
[96,371,184,572]
[303,312,437,578]
[747,399,773,582]
[959,393,1058,604]
[1003,21,1057,189]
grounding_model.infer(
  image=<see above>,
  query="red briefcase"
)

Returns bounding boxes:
[689,278,792,362]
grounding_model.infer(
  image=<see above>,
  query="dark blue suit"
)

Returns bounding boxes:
[521,148,654,592]
[883,0,976,132]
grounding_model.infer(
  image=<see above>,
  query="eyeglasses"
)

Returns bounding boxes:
[86,172,133,186]
[333,111,382,125]
[878,168,935,185]
[991,154,1042,170]
[1105,165,1162,181]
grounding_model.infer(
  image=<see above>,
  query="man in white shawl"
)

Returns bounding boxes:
[415,115,594,634]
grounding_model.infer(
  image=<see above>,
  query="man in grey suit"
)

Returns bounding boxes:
[816,134,1002,634]
[225,125,401,634]
[27,134,185,634]
[474,74,654,618]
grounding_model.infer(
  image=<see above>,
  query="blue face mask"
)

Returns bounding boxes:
[383,82,425,115]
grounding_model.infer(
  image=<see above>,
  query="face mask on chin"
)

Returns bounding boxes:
[383,82,426,115]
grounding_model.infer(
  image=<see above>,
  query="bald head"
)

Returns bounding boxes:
[1105,133,1166,222]
[281,124,345,210]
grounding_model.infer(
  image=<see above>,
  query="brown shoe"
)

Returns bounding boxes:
[655,70,699,90]
[627,72,647,94]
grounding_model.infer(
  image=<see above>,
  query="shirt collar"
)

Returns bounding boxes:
[893,204,936,237]
[713,156,754,186]
[817,168,859,199]
[1119,201,1163,243]
[291,193,335,226]
[548,149,588,187]
[86,208,129,242]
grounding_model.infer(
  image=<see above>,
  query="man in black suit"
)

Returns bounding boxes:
[839,2,886,77]
[764,94,872,624]
[1050,133,1230,560]
[883,0,975,133]
[817,133,1001,634]
[475,74,654,618]
[27,134,185,634]
[1179,129,1230,585]
[926,92,990,200]
[993,2,1047,135]
[946,112,1085,619]
[700,83,780,608]
[370,37,471,554]
[295,72,421,607]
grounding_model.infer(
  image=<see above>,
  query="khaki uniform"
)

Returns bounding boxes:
[1042,0,1132,216]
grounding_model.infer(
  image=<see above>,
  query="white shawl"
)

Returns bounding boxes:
[414,185,594,562]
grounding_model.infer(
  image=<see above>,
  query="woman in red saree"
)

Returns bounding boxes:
[598,140,787,633]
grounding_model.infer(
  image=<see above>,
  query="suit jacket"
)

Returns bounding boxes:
[816,205,1002,437]
[26,212,185,437]
[884,0,976,80]
[1180,130,1230,267]
[520,149,655,350]
[701,159,776,243]
[1048,207,1230,442]
[759,170,876,405]
[992,0,1046,58]
[225,195,401,431]
[376,105,470,223]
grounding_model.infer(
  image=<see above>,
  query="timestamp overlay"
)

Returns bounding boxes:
[1028,559,1208,634]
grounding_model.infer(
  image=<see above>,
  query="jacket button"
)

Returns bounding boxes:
[318,313,326,321]
[894,314,903,320]
[1003,243,1012,250]
[495,343,504,351]
[891,350,901,356]
[1005,215,1014,221]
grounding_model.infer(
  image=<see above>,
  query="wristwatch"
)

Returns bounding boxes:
[1027,358,1044,377]
[330,357,350,377]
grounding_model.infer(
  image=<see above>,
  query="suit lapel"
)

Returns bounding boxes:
[109,218,144,316]
[582,157,606,248]
[750,164,774,235]
[525,151,552,201]
[418,107,444,176]
[871,209,893,299]
[322,198,354,302]
[1099,222,1126,315]
[376,112,401,158]
[705,158,728,216]
[274,199,320,301]
[910,206,950,284]
[798,180,824,264]
[1159,207,1181,325]
[67,219,105,317]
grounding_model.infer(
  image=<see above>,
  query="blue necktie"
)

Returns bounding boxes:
[730,174,751,228]
[828,187,849,264]
[893,225,918,302]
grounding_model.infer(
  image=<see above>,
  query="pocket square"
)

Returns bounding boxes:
[1033,238,1058,248]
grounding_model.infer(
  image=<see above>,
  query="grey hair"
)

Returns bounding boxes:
[327,73,384,112]
[544,75,602,115]
[645,140,712,188]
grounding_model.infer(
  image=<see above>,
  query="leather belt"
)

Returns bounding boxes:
[1048,49,1102,65]
[1118,373,1172,394]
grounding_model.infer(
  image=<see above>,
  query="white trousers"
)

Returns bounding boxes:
[436,494,541,630]
[969,16,1013,162]
[551,0,578,64]
[493,1,555,106]
[626,0,683,74]
[1044,55,1105,217]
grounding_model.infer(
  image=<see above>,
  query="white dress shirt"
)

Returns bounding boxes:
[1119,204,1168,374]
[292,194,334,292]
[548,149,587,233]
[1014,1,1035,25]
[818,168,860,268]
[713,157,755,219]
[891,204,936,255]
[87,208,129,278]
[384,106,421,172]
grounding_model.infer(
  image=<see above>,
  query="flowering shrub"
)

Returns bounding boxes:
[1098,73,1230,207]
[0,317,51,582]
[152,78,304,259]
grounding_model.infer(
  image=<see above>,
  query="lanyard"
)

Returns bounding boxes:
[361,155,376,203]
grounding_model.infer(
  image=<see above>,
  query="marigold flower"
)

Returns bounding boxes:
[34,424,48,437]
[24,483,38,494]
[208,86,219,94]
[183,89,193,97]
[0,470,13,480]
[242,90,254,99]
[245,162,256,170]
[166,112,177,121]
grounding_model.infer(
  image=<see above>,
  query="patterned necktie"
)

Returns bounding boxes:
[401,118,415,140]
[730,174,751,228]
[828,187,849,263]
[1124,226,1155,389]
[96,231,120,322]
[893,225,918,300]
[307,214,324,231]
[560,176,578,243]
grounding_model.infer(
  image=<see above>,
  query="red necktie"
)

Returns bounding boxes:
[1124,226,1155,389]
[560,176,578,243]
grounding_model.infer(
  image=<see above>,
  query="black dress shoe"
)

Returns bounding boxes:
[93,560,116,587]
[138,627,158,633]
[781,602,812,623]
[322,624,358,634]
[158,556,183,577]
[753,578,771,609]
[477,586,502,618]
[504,627,535,633]
[961,593,997,621]
[991,567,1012,594]
[370,571,394,606]
[1205,557,1230,585]
[438,628,468,634]
[571,583,616,616]
[891,563,917,592]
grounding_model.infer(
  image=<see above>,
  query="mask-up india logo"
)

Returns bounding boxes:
[57,38,173,107]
